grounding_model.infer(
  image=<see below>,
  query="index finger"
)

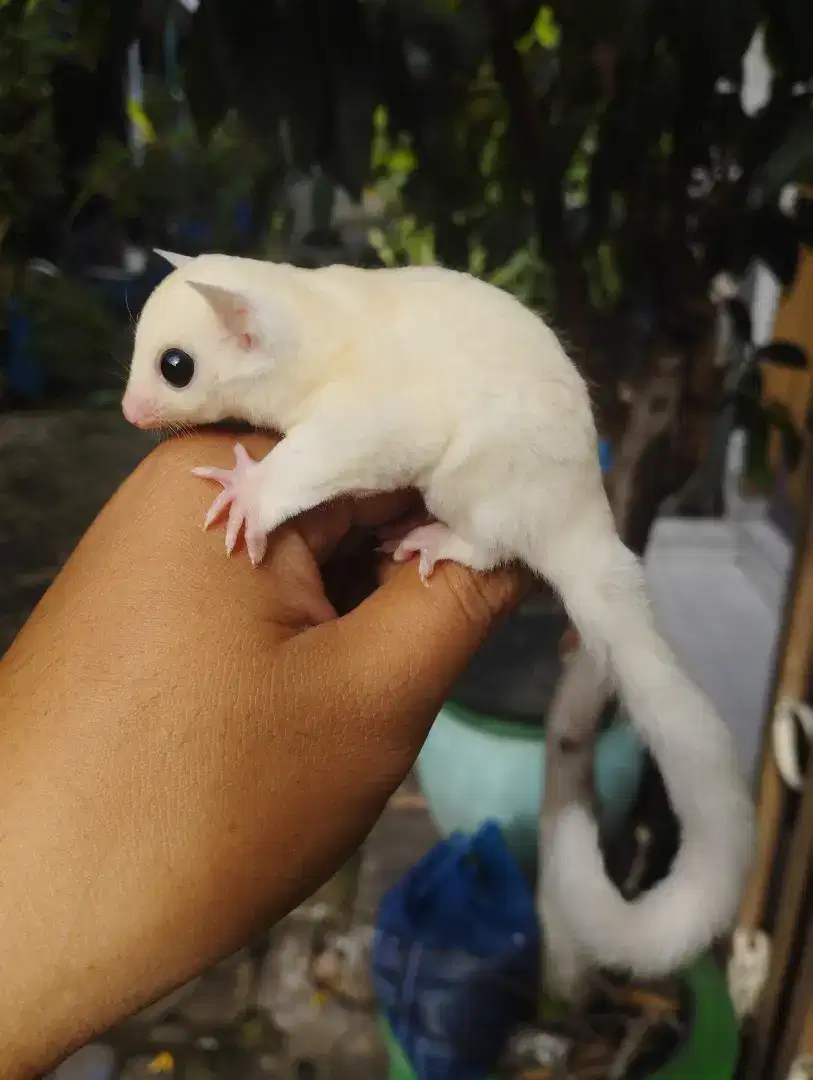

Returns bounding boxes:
[295,489,423,566]
[284,556,531,770]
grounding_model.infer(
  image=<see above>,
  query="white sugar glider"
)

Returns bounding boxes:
[123,250,754,983]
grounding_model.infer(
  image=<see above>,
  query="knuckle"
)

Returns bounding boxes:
[440,564,517,631]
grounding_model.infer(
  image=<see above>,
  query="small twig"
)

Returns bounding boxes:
[608,1015,656,1080]
[538,646,613,999]
[620,824,653,899]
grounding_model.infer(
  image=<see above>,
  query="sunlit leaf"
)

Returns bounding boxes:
[125,98,156,144]
[518,5,560,53]
[389,147,417,174]
[751,105,813,202]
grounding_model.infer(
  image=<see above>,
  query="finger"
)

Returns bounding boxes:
[122,432,337,635]
[374,508,435,543]
[351,490,425,530]
[295,490,420,566]
[289,557,532,762]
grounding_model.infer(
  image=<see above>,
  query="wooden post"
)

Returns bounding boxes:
[772,882,813,1080]
[738,435,813,1079]
[761,243,813,528]
[741,764,813,1079]
[738,450,813,938]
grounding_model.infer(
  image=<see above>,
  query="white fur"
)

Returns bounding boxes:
[125,253,756,984]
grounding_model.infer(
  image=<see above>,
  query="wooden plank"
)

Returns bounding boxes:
[773,885,813,1080]
[738,450,813,1079]
[738,437,813,937]
[764,247,813,525]
[739,238,813,945]
[743,768,813,1079]
[734,193,813,1080]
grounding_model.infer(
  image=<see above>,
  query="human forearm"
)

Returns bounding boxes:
[0,431,524,1077]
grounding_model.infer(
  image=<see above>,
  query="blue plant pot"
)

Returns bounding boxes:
[4,301,44,400]
[416,700,646,875]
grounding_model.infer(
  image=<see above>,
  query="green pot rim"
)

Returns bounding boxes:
[442,698,546,740]
[379,953,738,1080]
[442,697,628,743]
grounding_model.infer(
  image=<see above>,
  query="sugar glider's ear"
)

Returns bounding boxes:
[154,248,194,269]
[185,278,273,353]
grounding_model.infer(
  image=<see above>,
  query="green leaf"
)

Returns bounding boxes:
[748,206,802,286]
[201,0,323,166]
[517,5,560,53]
[72,0,140,71]
[764,0,813,83]
[752,106,813,203]
[310,171,335,235]
[726,297,752,345]
[329,67,376,200]
[736,362,764,405]
[764,399,805,471]
[183,1,229,142]
[794,195,813,249]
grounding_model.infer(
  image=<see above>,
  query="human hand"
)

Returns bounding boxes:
[0,430,528,1077]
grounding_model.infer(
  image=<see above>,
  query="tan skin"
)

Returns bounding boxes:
[0,430,530,1078]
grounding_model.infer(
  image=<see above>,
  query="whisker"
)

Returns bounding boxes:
[124,292,138,333]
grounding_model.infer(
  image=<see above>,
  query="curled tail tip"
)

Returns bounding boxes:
[545,803,749,979]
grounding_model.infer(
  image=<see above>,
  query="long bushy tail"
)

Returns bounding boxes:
[533,520,755,978]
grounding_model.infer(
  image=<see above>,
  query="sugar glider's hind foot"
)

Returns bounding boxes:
[375,512,438,557]
[191,442,268,565]
[391,523,494,584]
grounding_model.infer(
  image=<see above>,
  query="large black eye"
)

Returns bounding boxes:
[159,348,195,388]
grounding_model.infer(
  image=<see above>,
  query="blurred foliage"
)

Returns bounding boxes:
[175,0,813,324]
[0,0,71,261]
[4,0,812,329]
[2,0,813,524]
[18,268,131,400]
[170,0,810,529]
[366,103,551,306]
[68,76,274,255]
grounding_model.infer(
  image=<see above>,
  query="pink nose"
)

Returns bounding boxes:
[122,395,153,429]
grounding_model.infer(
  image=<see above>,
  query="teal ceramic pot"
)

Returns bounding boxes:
[415,699,646,874]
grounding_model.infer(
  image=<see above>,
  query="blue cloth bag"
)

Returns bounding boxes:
[372,821,539,1080]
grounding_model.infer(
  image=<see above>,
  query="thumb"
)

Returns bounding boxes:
[291,558,530,761]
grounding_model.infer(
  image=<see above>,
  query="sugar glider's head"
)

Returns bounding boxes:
[122,250,297,430]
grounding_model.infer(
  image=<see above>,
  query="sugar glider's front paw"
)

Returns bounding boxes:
[191,442,269,566]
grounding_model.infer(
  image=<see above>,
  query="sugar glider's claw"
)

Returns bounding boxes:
[201,488,233,530]
[233,442,253,468]
[418,551,436,583]
[244,526,268,568]
[225,500,243,555]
